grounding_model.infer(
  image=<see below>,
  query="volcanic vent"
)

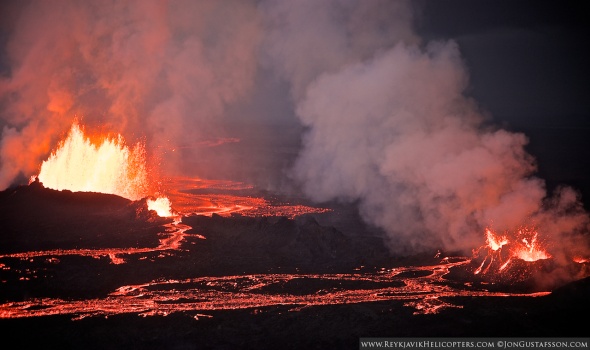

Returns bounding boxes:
[33,119,173,217]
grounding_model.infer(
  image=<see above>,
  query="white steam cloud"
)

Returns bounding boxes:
[261,0,589,254]
[292,41,588,253]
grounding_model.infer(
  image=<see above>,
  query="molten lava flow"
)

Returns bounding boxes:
[0,256,553,319]
[163,176,331,218]
[37,120,151,201]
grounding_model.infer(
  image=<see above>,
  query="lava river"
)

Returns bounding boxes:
[0,199,552,319]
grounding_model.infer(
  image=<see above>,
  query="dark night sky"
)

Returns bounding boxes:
[417,1,590,203]
[417,0,589,125]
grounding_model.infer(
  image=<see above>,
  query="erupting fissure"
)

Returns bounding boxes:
[474,226,552,275]
[34,120,172,216]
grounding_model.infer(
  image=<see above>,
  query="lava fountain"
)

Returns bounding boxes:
[473,225,552,277]
[511,227,551,262]
[34,120,173,217]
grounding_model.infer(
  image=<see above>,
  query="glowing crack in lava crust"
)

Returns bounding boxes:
[0,252,553,319]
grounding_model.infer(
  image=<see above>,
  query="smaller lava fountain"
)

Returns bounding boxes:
[473,227,551,275]
[469,226,555,284]
[33,119,172,217]
[441,223,590,291]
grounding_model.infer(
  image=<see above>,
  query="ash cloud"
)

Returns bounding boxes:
[0,0,588,256]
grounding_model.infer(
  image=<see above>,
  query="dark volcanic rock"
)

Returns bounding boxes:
[0,181,170,253]
[2,278,590,350]
[253,276,404,295]
[181,213,394,274]
[444,244,590,292]
[1,182,589,349]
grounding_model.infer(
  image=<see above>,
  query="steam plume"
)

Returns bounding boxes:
[261,0,589,254]
[0,0,261,185]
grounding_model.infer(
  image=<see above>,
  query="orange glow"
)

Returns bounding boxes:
[33,121,328,219]
[474,226,552,277]
[163,176,331,218]
[482,226,550,262]
[0,253,552,319]
[485,228,509,251]
[147,196,175,218]
[511,228,551,262]
[37,120,153,201]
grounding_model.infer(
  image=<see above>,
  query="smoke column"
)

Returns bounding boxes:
[261,0,589,255]
[1,0,588,256]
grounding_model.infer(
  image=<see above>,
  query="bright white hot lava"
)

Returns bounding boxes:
[35,120,172,216]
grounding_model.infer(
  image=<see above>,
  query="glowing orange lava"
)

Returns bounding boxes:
[485,228,509,251]
[37,120,152,201]
[146,196,176,218]
[162,176,331,218]
[474,226,551,276]
[511,227,551,262]
[33,121,327,220]
[0,255,552,319]
[35,120,172,216]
